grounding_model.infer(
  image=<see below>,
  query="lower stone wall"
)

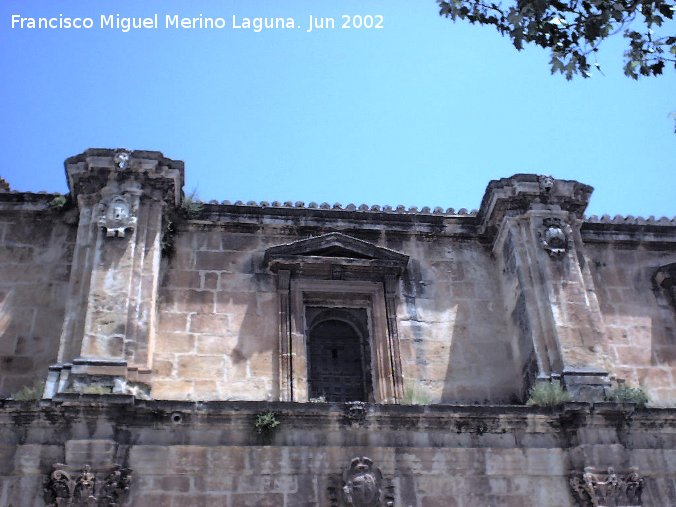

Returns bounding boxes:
[1,399,675,506]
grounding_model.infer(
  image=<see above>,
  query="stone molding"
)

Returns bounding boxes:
[285,279,403,403]
[266,233,407,403]
[65,148,184,207]
[569,466,643,507]
[477,173,593,240]
[43,463,132,507]
[265,231,410,278]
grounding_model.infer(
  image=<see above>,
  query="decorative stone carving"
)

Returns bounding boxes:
[329,457,394,507]
[43,463,132,506]
[540,217,568,258]
[345,401,368,425]
[342,457,393,507]
[97,194,137,238]
[538,174,555,193]
[73,465,96,503]
[98,465,132,506]
[569,466,644,507]
[43,468,73,506]
[113,151,130,170]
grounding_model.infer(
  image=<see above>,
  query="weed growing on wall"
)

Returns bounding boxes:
[402,382,432,405]
[11,380,45,401]
[254,411,280,434]
[607,385,649,407]
[526,382,571,407]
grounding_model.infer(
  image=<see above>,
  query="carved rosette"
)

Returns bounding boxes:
[540,217,568,258]
[328,457,394,507]
[569,466,643,507]
[43,464,132,507]
[97,194,138,238]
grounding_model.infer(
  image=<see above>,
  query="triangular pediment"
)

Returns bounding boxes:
[265,232,408,265]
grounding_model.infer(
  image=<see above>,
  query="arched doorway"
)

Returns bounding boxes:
[307,309,371,402]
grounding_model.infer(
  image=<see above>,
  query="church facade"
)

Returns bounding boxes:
[0,149,674,506]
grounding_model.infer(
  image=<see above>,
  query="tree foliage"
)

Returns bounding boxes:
[438,0,676,78]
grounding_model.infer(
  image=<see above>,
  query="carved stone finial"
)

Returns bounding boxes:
[113,151,130,170]
[538,174,555,193]
[540,217,568,258]
[569,466,644,506]
[97,194,138,238]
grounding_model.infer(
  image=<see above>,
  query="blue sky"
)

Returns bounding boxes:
[1,0,674,217]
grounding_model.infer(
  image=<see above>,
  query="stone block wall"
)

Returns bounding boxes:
[153,216,517,404]
[154,227,277,401]
[1,399,674,507]
[2,155,676,506]
[392,235,517,404]
[0,194,75,397]
[1,161,675,410]
[583,237,676,405]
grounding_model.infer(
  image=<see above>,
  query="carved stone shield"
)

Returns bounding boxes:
[540,217,568,257]
[98,194,137,238]
[342,457,382,507]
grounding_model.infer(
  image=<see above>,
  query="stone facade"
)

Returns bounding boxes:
[0,149,675,506]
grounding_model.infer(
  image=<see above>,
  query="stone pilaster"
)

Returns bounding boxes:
[45,149,183,397]
[479,174,611,401]
[277,270,292,401]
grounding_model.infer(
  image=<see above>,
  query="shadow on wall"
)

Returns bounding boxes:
[0,218,73,397]
[228,287,280,399]
[588,247,676,405]
[399,242,520,405]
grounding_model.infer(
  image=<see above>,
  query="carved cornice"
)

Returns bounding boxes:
[478,174,593,240]
[65,148,184,207]
[265,232,409,278]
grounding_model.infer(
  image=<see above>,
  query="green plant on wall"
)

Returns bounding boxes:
[48,193,68,209]
[607,384,649,408]
[81,385,111,395]
[526,381,571,407]
[254,411,280,434]
[402,381,432,405]
[11,380,45,401]
[182,189,204,218]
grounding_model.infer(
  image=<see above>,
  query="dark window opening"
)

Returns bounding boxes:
[307,310,371,402]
